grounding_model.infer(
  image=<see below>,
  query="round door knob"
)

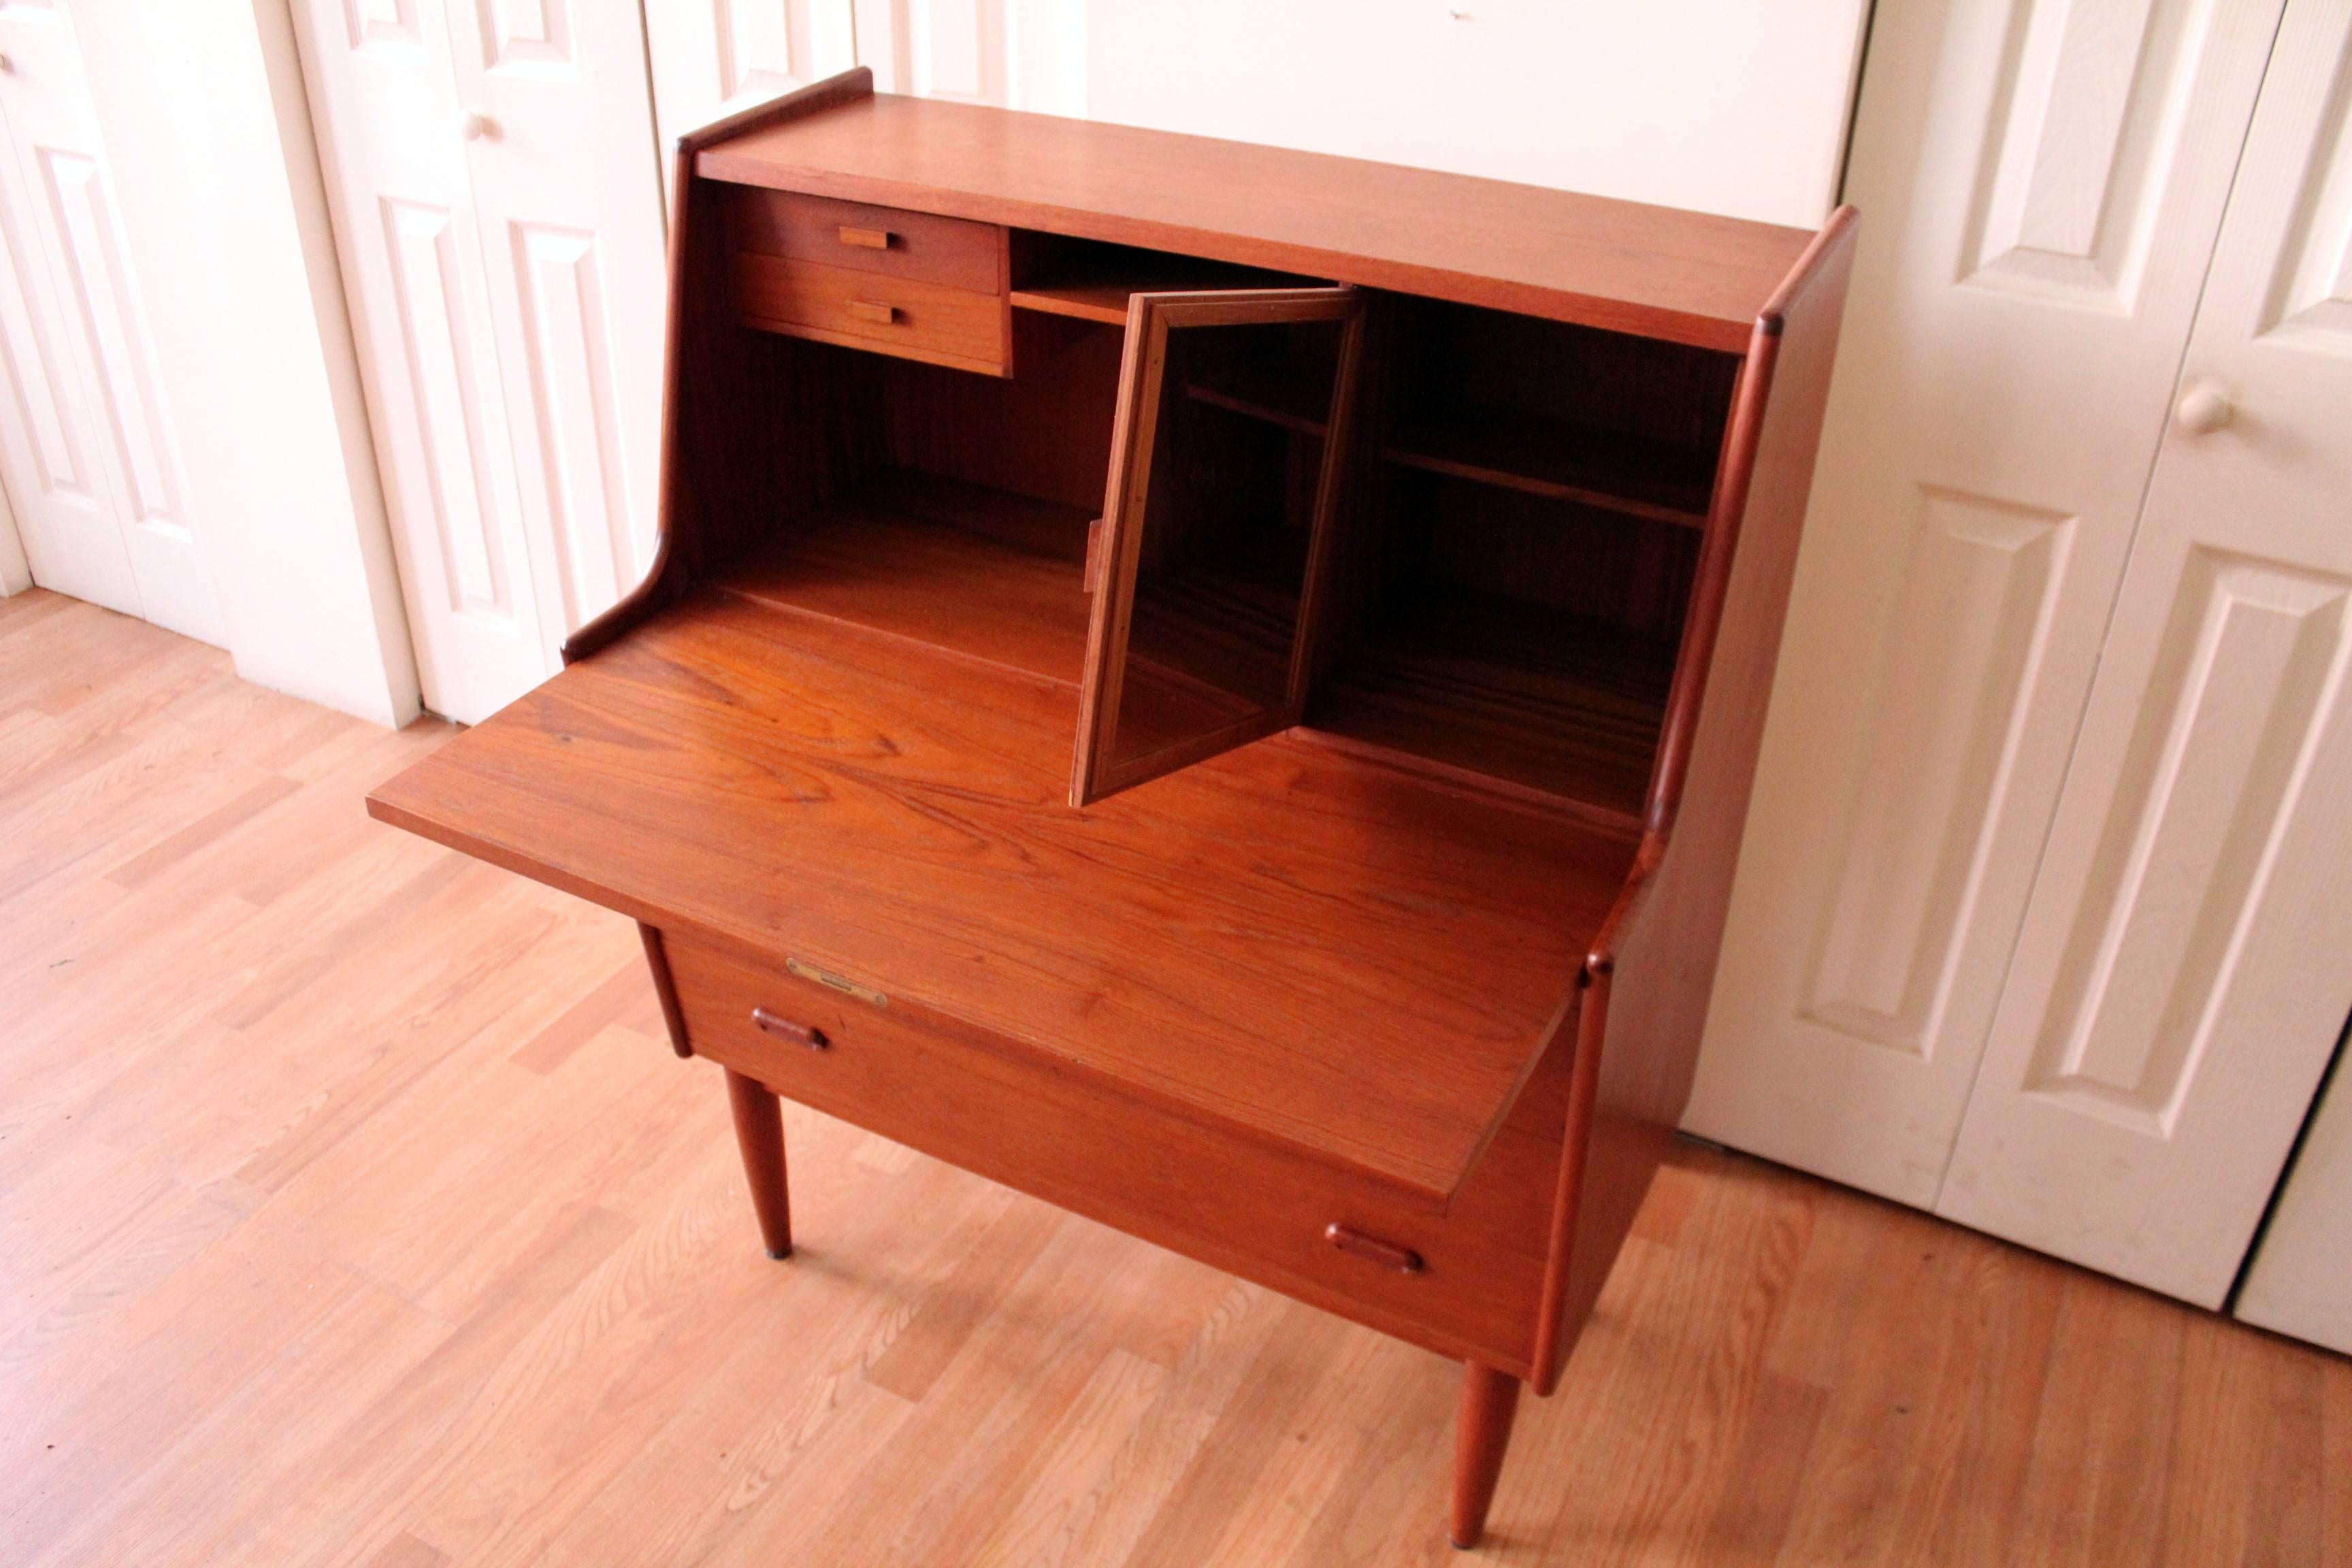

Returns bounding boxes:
[457,110,491,142]
[2175,380,2233,435]
[0,52,14,74]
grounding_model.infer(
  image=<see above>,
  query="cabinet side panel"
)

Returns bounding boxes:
[1543,214,1857,1387]
[564,68,872,662]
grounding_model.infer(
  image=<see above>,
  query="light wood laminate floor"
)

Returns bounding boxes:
[3,589,2345,1567]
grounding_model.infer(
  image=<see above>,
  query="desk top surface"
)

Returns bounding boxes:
[697,92,1814,353]
[368,589,1634,1206]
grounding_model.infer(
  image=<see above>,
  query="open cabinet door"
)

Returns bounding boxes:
[1071,287,1364,804]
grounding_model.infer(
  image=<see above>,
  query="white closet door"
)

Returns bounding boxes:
[641,0,856,161]
[1939,0,2352,1307]
[1684,0,2287,1204]
[293,0,551,723]
[887,0,1006,103]
[0,1,222,643]
[2237,1036,2352,1352]
[445,0,668,654]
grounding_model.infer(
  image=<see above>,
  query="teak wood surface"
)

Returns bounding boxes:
[696,91,1814,353]
[366,71,1859,1548]
[369,596,1620,1209]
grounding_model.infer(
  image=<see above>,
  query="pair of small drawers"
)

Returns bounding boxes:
[659,930,1559,1375]
[728,187,1011,376]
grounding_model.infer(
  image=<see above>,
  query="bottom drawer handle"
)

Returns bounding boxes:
[846,298,900,326]
[752,1007,828,1050]
[1325,1223,1423,1274]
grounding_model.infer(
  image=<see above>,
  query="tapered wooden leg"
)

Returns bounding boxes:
[1448,1361,1521,1550]
[724,1068,792,1259]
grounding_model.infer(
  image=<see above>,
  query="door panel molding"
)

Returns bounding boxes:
[510,218,631,628]
[1965,0,2222,308]
[2259,44,2352,341]
[382,195,519,624]
[2024,549,2347,1129]
[1801,487,2074,1058]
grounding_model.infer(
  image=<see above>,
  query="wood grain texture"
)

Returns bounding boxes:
[1382,410,1713,527]
[718,468,1094,687]
[372,593,1624,1207]
[1007,230,1303,326]
[664,926,1569,1374]
[1306,586,1674,823]
[636,921,691,1058]
[734,252,1011,376]
[9,602,2344,1563]
[560,70,880,668]
[399,110,1848,1531]
[698,92,1812,352]
[1535,209,1861,1394]
[728,184,1005,294]
[725,1067,794,1258]
[1450,1362,1522,1549]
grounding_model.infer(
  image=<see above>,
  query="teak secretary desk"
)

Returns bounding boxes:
[368,69,1855,1550]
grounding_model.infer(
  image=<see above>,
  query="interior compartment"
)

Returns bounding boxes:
[1101,310,1346,773]
[704,263,1742,822]
[715,309,1124,685]
[1008,231,1311,325]
[1304,301,1742,820]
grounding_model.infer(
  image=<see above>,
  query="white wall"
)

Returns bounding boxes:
[1079,0,1871,228]
[65,0,419,727]
[723,1,1865,228]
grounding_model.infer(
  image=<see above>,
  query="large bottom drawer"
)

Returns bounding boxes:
[660,930,1563,1374]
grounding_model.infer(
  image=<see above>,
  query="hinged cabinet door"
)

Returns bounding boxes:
[1071,287,1363,804]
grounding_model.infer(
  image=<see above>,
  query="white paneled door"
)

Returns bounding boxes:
[0,1,223,643]
[640,0,1037,178]
[1938,0,2352,1307]
[1686,0,2289,1205]
[295,0,667,723]
[454,0,671,647]
[641,0,855,172]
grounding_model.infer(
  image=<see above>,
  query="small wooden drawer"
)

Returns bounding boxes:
[662,931,1554,1374]
[729,187,1004,295]
[733,253,1011,376]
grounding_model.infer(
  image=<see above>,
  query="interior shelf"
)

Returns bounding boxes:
[1307,585,1676,821]
[1384,406,1716,528]
[1182,364,1332,438]
[1009,244,1296,327]
[718,469,1095,688]
[1166,393,1715,529]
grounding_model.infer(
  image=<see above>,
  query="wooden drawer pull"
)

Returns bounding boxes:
[752,1007,828,1050]
[1325,1222,1423,1274]
[846,298,900,326]
[838,224,894,250]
